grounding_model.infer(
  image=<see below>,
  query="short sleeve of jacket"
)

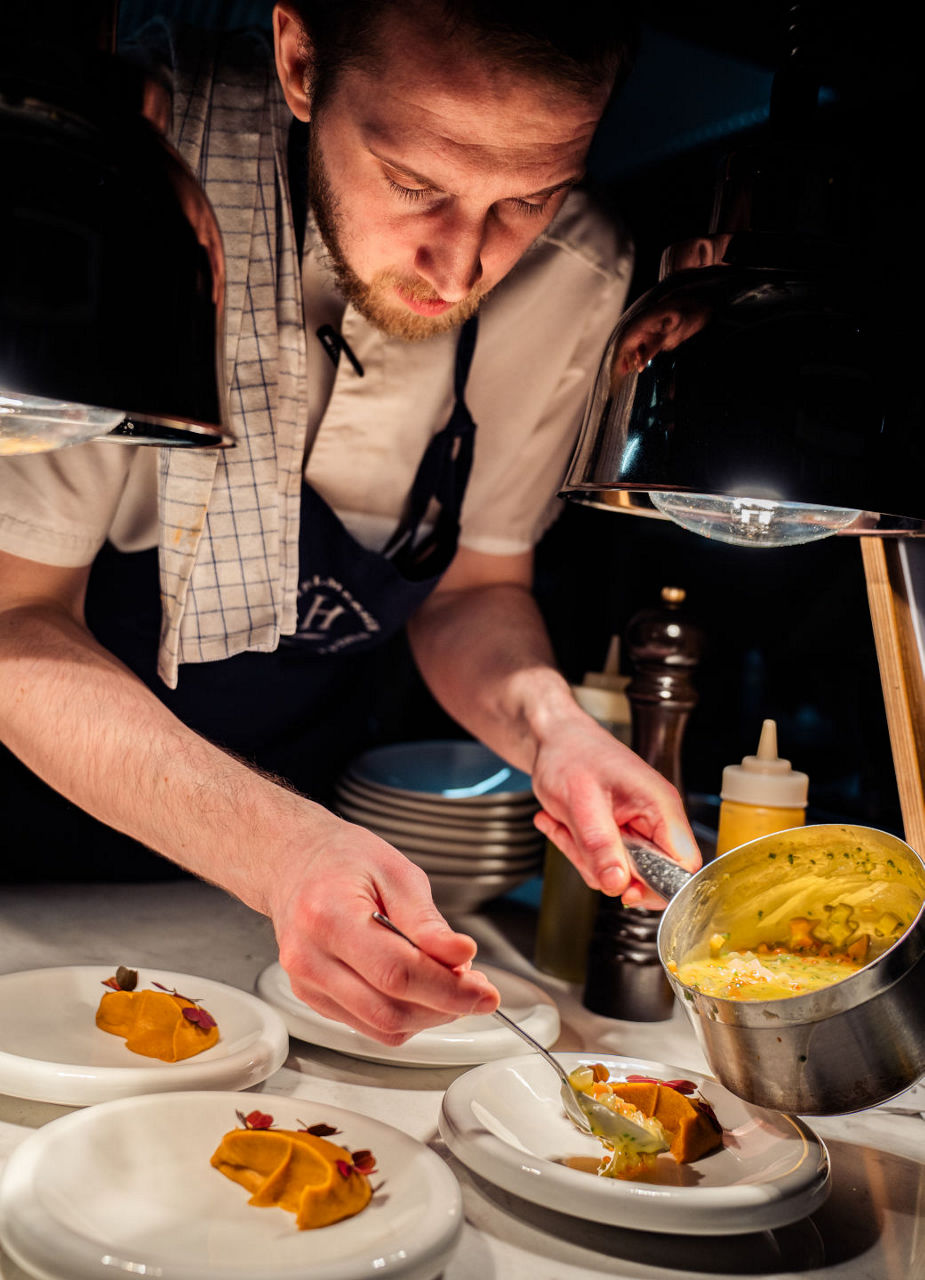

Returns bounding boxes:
[457,191,632,555]
[0,444,136,567]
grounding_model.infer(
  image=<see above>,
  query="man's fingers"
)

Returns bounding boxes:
[661,816,702,872]
[534,807,630,895]
[385,899,479,972]
[287,952,496,1049]
[370,861,499,1005]
[368,928,498,1013]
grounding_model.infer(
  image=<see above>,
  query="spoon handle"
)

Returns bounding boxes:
[489,1007,571,1086]
[622,835,695,902]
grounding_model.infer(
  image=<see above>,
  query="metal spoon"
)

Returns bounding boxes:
[371,910,667,1153]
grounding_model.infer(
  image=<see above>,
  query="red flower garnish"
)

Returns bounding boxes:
[300,1121,341,1137]
[148,981,214,1028]
[236,1109,275,1130]
[101,976,121,991]
[182,1005,217,1030]
[697,1099,722,1132]
[334,1149,378,1179]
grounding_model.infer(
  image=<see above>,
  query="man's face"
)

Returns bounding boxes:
[300,12,609,341]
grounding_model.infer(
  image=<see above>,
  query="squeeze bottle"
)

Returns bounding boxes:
[534,638,631,982]
[715,719,809,856]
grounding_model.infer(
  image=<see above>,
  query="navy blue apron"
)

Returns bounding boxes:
[0,313,480,881]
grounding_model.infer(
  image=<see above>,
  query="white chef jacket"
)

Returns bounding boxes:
[0,24,631,687]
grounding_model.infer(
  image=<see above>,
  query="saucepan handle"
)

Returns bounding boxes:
[622,834,696,902]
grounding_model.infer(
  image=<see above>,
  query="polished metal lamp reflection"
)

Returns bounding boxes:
[561,59,925,547]
[0,10,232,454]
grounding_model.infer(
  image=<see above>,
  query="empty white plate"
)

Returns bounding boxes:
[0,966,290,1105]
[439,1053,830,1235]
[0,1090,462,1280]
[256,961,560,1067]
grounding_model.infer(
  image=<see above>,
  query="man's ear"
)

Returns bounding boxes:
[273,2,312,121]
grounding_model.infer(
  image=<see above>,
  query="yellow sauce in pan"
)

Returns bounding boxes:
[667,831,924,1003]
[676,947,864,1000]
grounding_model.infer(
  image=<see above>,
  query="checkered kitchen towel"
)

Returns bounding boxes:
[147,23,306,687]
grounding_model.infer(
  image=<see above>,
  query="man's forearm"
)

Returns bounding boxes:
[0,596,504,1038]
[0,603,326,913]
[407,581,580,772]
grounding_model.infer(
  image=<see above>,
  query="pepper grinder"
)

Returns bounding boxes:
[582,586,702,1021]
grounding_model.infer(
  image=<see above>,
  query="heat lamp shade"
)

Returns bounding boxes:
[560,248,925,533]
[0,91,232,449]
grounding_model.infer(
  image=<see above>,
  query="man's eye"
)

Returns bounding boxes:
[509,197,550,217]
[386,177,433,203]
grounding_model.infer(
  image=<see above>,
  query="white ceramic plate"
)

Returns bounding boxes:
[334,795,543,846]
[0,966,290,1106]
[0,1090,462,1280]
[427,869,537,912]
[439,1053,830,1235]
[347,819,544,860]
[347,740,534,802]
[400,849,542,876]
[256,962,560,1067]
[335,777,538,822]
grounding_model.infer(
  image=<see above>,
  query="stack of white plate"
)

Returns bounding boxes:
[335,740,543,912]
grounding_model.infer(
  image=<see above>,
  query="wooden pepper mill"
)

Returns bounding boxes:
[582,586,702,1021]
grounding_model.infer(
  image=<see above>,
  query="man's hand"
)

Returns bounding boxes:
[408,546,702,910]
[529,715,700,908]
[266,812,500,1044]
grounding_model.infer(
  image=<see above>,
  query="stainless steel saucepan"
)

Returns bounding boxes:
[624,824,925,1115]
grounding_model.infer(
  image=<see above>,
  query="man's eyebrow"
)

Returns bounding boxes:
[370,149,584,200]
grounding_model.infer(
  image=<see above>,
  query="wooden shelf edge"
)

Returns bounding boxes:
[860,537,925,851]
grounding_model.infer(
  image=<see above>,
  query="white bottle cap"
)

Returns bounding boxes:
[720,719,809,808]
[582,636,628,693]
[572,681,630,727]
[571,637,631,743]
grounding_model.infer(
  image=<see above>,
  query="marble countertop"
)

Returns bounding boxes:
[0,878,922,1279]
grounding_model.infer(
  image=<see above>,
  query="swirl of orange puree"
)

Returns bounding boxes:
[96,988,219,1061]
[211,1127,373,1229]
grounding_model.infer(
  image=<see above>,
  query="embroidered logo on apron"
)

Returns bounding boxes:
[294,573,381,654]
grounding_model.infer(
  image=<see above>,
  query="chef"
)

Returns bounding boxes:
[0,0,701,1041]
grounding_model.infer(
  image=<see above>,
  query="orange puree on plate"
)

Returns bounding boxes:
[211,1126,373,1229]
[605,1081,722,1163]
[96,988,219,1061]
[568,1065,723,1178]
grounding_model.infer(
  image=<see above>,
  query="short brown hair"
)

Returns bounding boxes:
[290,0,638,112]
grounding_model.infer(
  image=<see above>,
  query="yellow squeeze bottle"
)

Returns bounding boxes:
[715,719,808,856]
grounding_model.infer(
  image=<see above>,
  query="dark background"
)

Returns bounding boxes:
[109,0,913,837]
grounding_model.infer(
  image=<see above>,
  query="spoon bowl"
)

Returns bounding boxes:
[491,1007,667,1151]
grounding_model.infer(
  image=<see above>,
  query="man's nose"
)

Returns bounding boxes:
[413,210,485,302]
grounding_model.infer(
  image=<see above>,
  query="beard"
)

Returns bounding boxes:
[307,130,485,342]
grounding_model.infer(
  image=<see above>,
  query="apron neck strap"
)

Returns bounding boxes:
[288,118,310,265]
